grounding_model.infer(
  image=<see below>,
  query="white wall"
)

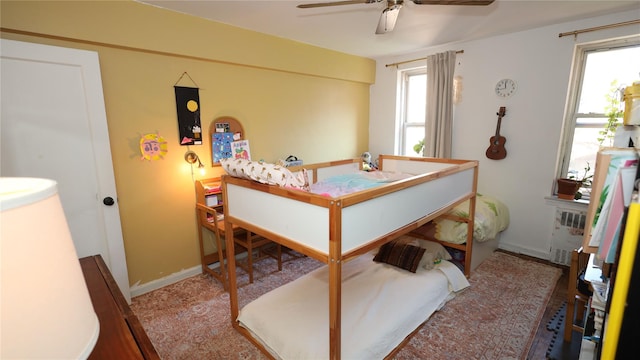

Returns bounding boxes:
[370,10,640,260]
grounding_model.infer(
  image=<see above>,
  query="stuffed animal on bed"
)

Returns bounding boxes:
[361,152,378,171]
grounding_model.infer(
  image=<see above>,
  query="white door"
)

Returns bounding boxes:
[0,39,131,302]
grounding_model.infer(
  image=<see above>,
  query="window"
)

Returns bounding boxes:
[397,67,426,156]
[557,38,640,198]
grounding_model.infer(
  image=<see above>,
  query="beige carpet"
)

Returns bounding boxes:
[131,251,561,360]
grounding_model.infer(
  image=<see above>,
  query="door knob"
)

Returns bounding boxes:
[103,197,115,206]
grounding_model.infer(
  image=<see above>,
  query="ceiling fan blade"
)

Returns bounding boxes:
[411,0,494,5]
[375,4,402,34]
[297,0,377,9]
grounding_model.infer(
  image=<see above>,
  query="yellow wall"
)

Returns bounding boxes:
[1,0,375,287]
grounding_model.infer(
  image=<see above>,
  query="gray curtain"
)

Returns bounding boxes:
[424,50,457,158]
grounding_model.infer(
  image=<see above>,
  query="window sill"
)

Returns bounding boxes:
[544,195,589,211]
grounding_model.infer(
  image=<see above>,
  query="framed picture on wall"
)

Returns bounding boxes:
[212,132,234,163]
[231,140,251,160]
[215,122,230,133]
[209,116,244,166]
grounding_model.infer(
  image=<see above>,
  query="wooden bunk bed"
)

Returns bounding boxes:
[222,155,478,359]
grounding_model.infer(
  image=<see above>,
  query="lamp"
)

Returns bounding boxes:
[185,150,206,175]
[1,178,99,359]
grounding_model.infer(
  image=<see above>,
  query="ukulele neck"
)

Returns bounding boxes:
[494,107,506,136]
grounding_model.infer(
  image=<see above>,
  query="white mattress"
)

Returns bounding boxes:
[238,251,468,359]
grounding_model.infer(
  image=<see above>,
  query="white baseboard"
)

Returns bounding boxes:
[129,264,205,298]
[129,253,248,298]
[498,242,550,261]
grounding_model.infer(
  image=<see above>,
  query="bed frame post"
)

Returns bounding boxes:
[223,181,240,326]
[328,199,342,360]
[463,165,479,276]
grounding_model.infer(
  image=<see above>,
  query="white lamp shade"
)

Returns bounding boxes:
[1,178,100,359]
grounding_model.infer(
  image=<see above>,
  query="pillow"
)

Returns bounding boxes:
[419,252,436,271]
[396,235,452,261]
[393,235,452,271]
[220,158,310,191]
[373,240,426,273]
[414,238,452,261]
[416,238,453,270]
[220,157,252,180]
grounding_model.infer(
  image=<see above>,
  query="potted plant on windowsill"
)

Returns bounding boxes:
[557,178,583,200]
[557,163,593,200]
[413,139,425,155]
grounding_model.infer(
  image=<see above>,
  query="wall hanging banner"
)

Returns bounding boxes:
[174,86,202,145]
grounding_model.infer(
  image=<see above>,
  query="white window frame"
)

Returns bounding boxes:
[556,36,640,197]
[396,67,427,156]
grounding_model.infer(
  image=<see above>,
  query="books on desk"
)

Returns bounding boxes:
[203,183,221,193]
[206,195,220,207]
[586,148,638,262]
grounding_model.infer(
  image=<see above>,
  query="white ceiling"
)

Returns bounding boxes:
[137,0,640,58]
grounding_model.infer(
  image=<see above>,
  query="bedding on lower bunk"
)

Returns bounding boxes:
[237,240,469,360]
[413,193,510,244]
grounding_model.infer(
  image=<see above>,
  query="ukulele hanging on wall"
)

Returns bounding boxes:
[486,106,507,160]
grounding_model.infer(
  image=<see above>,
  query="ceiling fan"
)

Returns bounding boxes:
[297,0,495,34]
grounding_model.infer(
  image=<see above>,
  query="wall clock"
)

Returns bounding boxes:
[495,78,517,98]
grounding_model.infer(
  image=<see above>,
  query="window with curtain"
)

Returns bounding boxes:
[397,67,426,156]
[556,37,640,199]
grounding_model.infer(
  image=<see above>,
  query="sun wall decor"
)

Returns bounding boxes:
[140,133,168,161]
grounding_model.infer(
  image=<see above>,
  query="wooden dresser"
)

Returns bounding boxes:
[80,255,159,359]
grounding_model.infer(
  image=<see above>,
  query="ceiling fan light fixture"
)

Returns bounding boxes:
[298,0,494,34]
[375,5,401,34]
[412,0,495,5]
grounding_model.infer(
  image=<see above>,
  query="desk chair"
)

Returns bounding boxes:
[564,247,592,342]
[196,203,282,289]
[196,203,236,290]
[234,230,282,284]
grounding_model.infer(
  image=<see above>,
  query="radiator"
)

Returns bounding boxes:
[550,207,588,266]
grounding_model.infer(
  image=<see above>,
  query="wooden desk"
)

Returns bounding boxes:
[80,255,159,360]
